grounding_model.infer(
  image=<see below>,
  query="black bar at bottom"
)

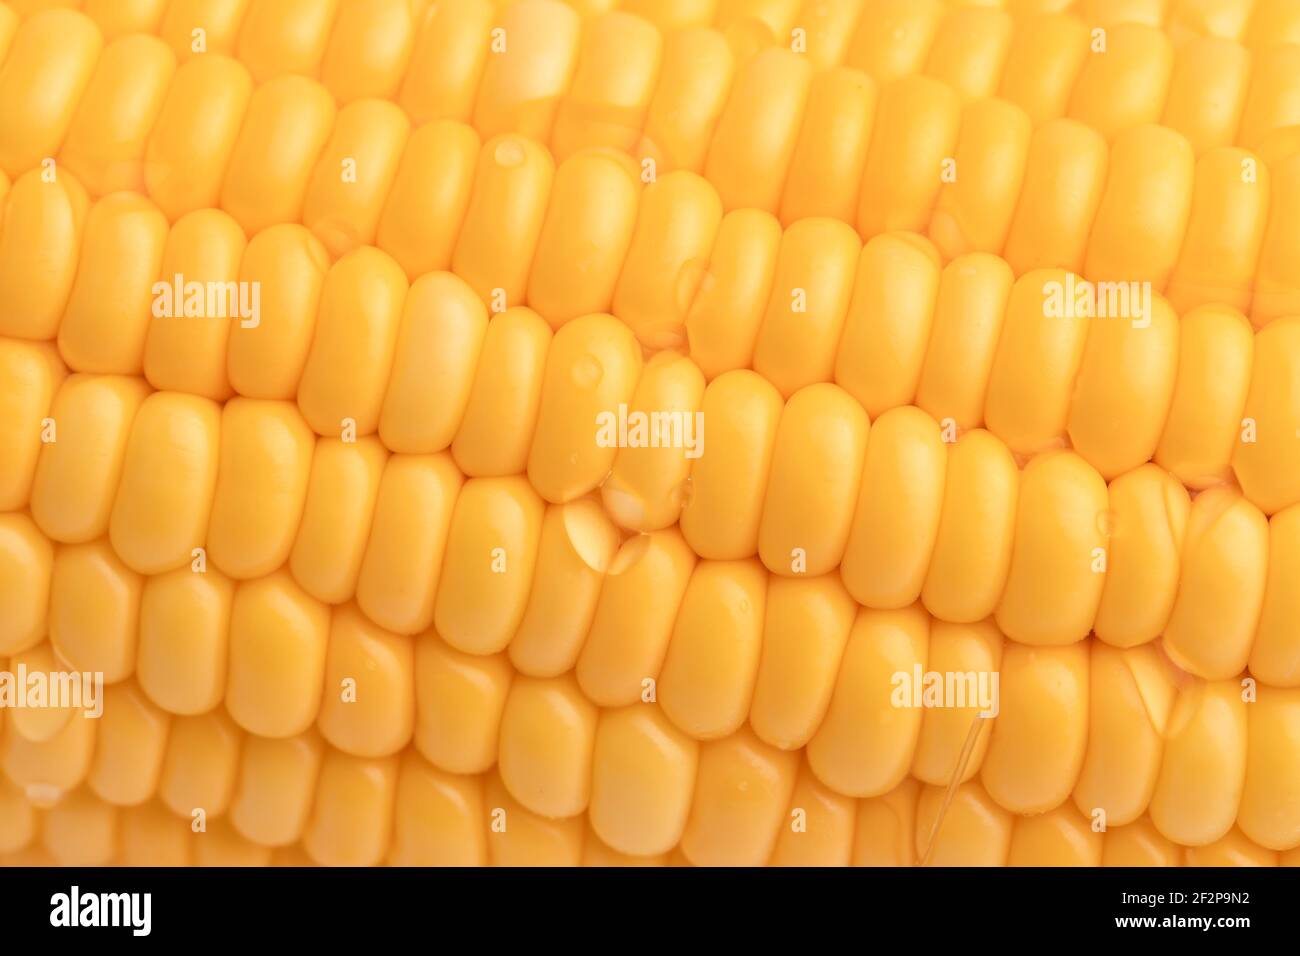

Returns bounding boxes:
[0,867,1291,942]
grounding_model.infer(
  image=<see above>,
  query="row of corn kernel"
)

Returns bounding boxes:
[4,2,1300,305]
[7,0,1299,197]
[4,304,1299,685]
[2,131,1299,509]
[5,704,1300,866]
[5,521,1300,854]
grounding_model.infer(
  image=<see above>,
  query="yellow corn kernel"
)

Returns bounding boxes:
[59,192,169,375]
[498,673,597,819]
[1184,827,1278,866]
[679,370,782,559]
[680,725,799,866]
[0,513,53,656]
[235,0,338,83]
[613,171,723,349]
[160,0,250,62]
[927,6,1014,102]
[682,209,781,379]
[759,383,870,577]
[388,753,486,866]
[1093,464,1189,648]
[228,730,323,847]
[375,120,480,280]
[6,642,74,744]
[41,788,117,867]
[137,565,233,716]
[1161,37,1252,154]
[1253,153,1300,324]
[0,168,88,341]
[850,777,920,866]
[483,770,584,866]
[1067,295,1180,480]
[620,0,713,31]
[841,406,946,609]
[1155,304,1253,487]
[930,99,1031,260]
[319,0,414,104]
[318,603,415,758]
[527,312,642,502]
[921,429,1018,624]
[1149,679,1247,847]
[807,605,928,797]
[472,0,581,143]
[1238,685,1300,850]
[398,0,494,124]
[1069,23,1174,143]
[1102,816,1183,867]
[639,27,734,174]
[413,631,512,775]
[118,801,191,866]
[296,246,408,437]
[856,76,961,238]
[753,218,860,398]
[1166,0,1255,44]
[0,777,37,855]
[1233,316,1300,514]
[225,570,331,738]
[302,98,409,258]
[769,757,857,866]
[227,224,329,400]
[1169,148,1271,314]
[220,75,336,236]
[1085,125,1195,289]
[0,339,64,510]
[601,351,705,531]
[750,572,855,750]
[1247,0,1300,49]
[289,436,388,605]
[1251,504,1300,685]
[302,751,398,867]
[2,708,96,801]
[0,9,101,179]
[0,4,16,68]
[354,452,461,635]
[981,640,1089,814]
[195,820,272,867]
[576,527,696,706]
[82,0,163,37]
[434,475,544,654]
[1073,643,1177,827]
[1003,119,1109,275]
[87,681,169,806]
[452,134,554,308]
[779,68,875,227]
[1164,486,1269,680]
[528,149,641,327]
[379,272,487,454]
[551,12,662,162]
[715,0,799,34]
[157,709,241,819]
[451,307,552,477]
[658,559,766,740]
[109,391,220,574]
[998,13,1089,125]
[984,270,1090,456]
[143,208,246,401]
[589,703,698,857]
[834,234,941,419]
[59,35,175,197]
[915,254,1014,429]
[911,619,1003,785]
[844,0,944,83]
[705,48,811,214]
[48,539,141,681]
[511,499,619,677]
[145,55,253,221]
[1007,803,1102,866]
[996,450,1108,645]
[1237,42,1300,150]
[915,780,1011,866]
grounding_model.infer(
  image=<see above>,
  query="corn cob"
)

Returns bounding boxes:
[2,4,1300,323]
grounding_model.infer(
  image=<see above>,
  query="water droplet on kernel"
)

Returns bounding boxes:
[494,139,525,168]
[571,354,603,388]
